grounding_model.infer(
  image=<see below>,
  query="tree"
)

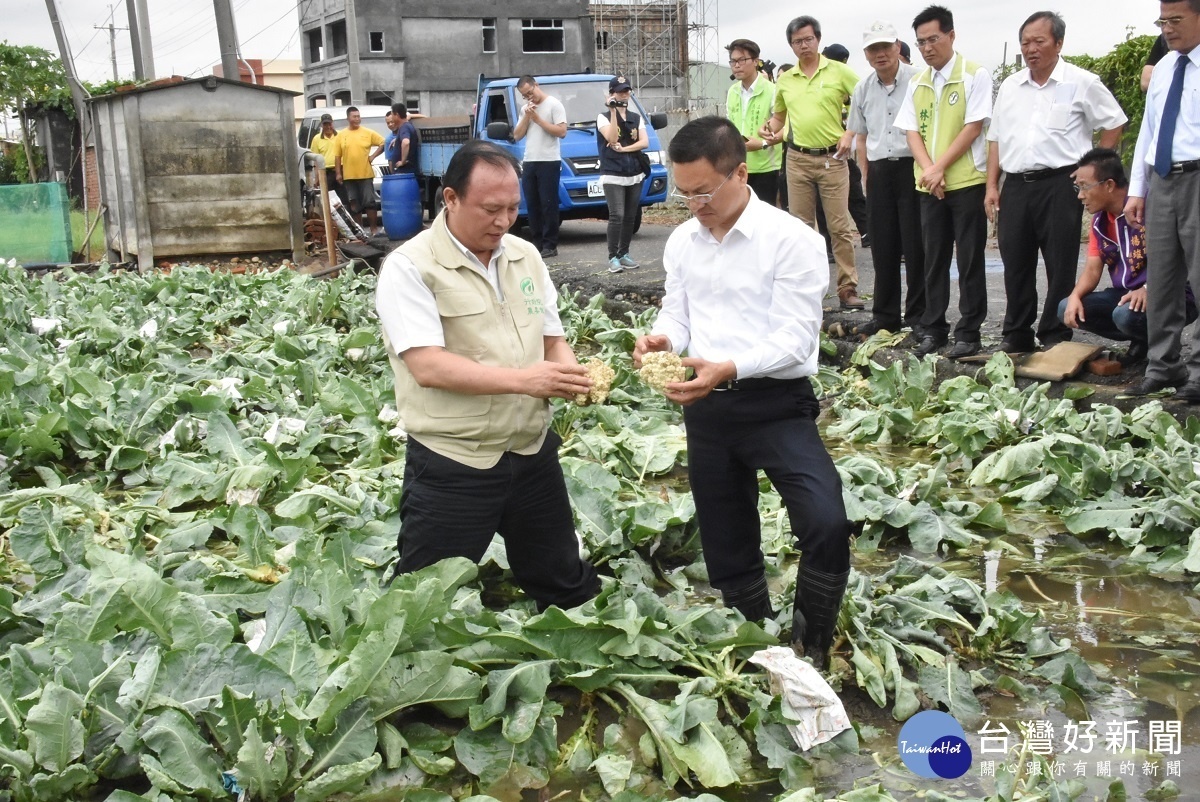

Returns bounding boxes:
[0,42,68,183]
[1065,33,1155,161]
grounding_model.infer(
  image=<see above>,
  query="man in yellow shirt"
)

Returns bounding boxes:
[334,106,386,236]
[308,113,343,204]
[760,16,862,309]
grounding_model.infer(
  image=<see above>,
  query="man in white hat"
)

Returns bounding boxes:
[846,20,926,338]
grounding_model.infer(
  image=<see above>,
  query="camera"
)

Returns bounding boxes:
[606,99,628,108]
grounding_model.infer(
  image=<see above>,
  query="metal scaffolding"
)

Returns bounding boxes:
[591,0,698,109]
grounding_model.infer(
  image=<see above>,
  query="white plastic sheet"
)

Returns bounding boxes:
[748,645,852,751]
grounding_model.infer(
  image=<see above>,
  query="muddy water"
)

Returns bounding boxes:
[809,531,1200,800]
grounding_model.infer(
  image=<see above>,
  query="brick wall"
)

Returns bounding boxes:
[84,146,100,211]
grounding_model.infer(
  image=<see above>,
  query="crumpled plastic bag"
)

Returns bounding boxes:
[748,645,851,751]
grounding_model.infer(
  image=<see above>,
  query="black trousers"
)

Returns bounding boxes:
[396,432,599,610]
[522,161,562,251]
[920,183,988,343]
[998,172,1083,346]
[747,170,781,207]
[682,379,851,595]
[777,144,790,213]
[603,180,643,259]
[867,157,926,330]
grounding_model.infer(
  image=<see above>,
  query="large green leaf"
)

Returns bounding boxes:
[138,709,225,796]
[24,683,85,773]
[234,719,289,799]
[367,650,483,720]
[468,660,553,744]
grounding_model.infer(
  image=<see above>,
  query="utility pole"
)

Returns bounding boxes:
[214,0,242,81]
[95,5,128,82]
[44,0,92,141]
[126,0,154,80]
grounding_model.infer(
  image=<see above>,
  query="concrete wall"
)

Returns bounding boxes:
[92,80,303,267]
[300,0,593,114]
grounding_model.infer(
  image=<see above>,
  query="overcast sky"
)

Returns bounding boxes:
[8,0,1159,88]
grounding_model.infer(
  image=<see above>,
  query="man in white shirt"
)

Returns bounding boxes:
[633,116,852,671]
[513,76,568,259]
[1125,0,1200,400]
[375,140,599,610]
[986,11,1126,354]
[847,20,927,337]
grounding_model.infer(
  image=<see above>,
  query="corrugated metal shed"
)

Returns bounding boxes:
[90,76,305,269]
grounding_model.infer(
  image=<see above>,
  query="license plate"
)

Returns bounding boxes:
[587,180,604,198]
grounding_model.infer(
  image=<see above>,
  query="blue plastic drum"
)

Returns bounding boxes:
[381,173,422,240]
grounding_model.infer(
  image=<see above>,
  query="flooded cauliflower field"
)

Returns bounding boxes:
[0,267,1195,802]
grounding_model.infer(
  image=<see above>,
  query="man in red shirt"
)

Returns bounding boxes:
[1059,148,1196,365]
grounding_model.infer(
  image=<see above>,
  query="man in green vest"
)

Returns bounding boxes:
[725,38,782,204]
[375,140,600,610]
[895,4,993,360]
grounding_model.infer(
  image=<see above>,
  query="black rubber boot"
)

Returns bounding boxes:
[722,575,776,622]
[791,564,850,671]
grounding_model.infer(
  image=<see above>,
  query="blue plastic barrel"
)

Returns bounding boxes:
[382,173,422,240]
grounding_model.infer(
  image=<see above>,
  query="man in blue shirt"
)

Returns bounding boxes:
[387,103,419,173]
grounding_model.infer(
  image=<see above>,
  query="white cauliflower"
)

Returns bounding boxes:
[639,351,685,393]
[575,358,615,406]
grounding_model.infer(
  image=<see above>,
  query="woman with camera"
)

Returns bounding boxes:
[597,75,649,273]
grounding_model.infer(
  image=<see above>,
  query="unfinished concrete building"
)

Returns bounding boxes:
[299,0,595,117]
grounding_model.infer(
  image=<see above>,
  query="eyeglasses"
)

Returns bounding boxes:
[1072,180,1104,193]
[670,168,737,206]
[915,32,949,48]
[1154,15,1194,28]
[790,36,817,47]
[728,56,755,66]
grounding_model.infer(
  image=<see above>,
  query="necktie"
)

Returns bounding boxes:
[1154,55,1190,178]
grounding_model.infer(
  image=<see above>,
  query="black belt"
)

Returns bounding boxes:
[870,156,914,164]
[712,377,807,392]
[1168,159,1200,175]
[792,145,838,156]
[1012,164,1076,182]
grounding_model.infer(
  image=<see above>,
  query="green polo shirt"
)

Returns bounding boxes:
[773,56,859,148]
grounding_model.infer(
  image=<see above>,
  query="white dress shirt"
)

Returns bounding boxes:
[376,232,564,354]
[651,189,826,379]
[894,53,993,173]
[1130,48,1200,198]
[847,62,918,161]
[988,58,1127,173]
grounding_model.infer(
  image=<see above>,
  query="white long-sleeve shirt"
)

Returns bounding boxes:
[651,189,826,379]
[1130,48,1200,198]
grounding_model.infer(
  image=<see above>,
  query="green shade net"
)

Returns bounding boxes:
[0,182,73,265]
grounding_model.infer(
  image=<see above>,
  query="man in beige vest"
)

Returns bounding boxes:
[375,140,600,610]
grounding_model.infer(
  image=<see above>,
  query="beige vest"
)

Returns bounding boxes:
[384,212,551,469]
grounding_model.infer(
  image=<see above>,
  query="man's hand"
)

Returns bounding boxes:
[835,130,854,160]
[633,334,672,367]
[1062,295,1085,328]
[1119,286,1147,314]
[522,361,592,400]
[919,164,945,193]
[663,357,736,406]
[1125,196,1145,226]
[758,122,779,142]
[984,185,1000,223]
[523,102,536,118]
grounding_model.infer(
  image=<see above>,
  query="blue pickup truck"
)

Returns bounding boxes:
[413,73,670,223]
